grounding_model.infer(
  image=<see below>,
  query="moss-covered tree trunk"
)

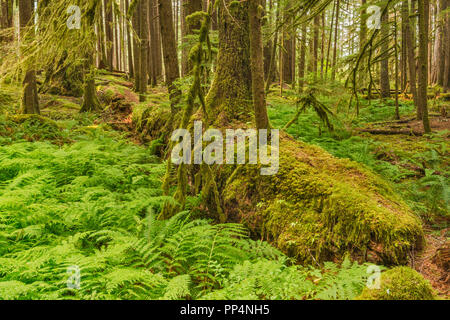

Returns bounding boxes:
[80,55,101,113]
[430,0,445,86]
[139,0,148,102]
[125,0,134,77]
[0,0,13,42]
[444,0,450,92]
[132,0,141,92]
[148,0,158,86]
[402,0,419,115]
[331,0,340,81]
[206,0,252,124]
[181,0,203,76]
[158,0,180,102]
[298,24,306,92]
[380,10,391,98]
[19,0,40,115]
[105,0,114,71]
[417,0,431,133]
[249,0,269,129]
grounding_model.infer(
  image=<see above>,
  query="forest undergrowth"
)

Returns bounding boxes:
[0,75,446,299]
[0,82,389,300]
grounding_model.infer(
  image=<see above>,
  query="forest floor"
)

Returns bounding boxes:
[0,72,448,299]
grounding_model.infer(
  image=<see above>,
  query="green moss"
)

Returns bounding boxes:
[2,114,63,143]
[357,267,436,300]
[132,102,172,141]
[223,133,424,265]
[8,114,59,128]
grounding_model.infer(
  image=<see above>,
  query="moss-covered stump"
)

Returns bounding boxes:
[223,133,424,265]
[357,267,436,300]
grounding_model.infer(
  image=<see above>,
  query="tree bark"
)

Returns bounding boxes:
[418,0,431,133]
[444,0,450,92]
[313,14,320,81]
[148,0,159,85]
[298,24,306,92]
[206,0,253,123]
[105,0,114,70]
[126,0,134,77]
[19,0,39,115]
[380,10,391,98]
[431,0,446,86]
[181,0,203,76]
[331,0,340,81]
[139,0,149,102]
[1,0,13,42]
[403,0,419,117]
[133,0,141,91]
[158,0,181,100]
[249,0,269,129]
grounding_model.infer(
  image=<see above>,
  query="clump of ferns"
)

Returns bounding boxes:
[128,209,256,295]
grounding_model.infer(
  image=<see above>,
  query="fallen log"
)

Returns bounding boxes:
[357,128,423,136]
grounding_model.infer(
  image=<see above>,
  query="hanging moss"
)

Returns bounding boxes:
[356,267,436,300]
[223,132,424,265]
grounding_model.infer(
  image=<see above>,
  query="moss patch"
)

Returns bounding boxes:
[223,132,424,265]
[357,266,436,300]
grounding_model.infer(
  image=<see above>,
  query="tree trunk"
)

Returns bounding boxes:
[380,10,391,98]
[148,0,159,85]
[19,0,39,115]
[313,14,320,81]
[320,12,325,80]
[158,0,180,100]
[394,9,400,120]
[1,0,13,41]
[418,0,431,133]
[282,33,293,85]
[298,24,306,92]
[431,0,446,86]
[282,0,294,85]
[401,0,408,91]
[154,3,163,78]
[126,0,134,77]
[444,0,450,92]
[81,57,101,113]
[181,0,203,76]
[105,0,114,70]
[403,0,419,117]
[249,0,269,130]
[133,0,141,92]
[206,0,252,123]
[326,0,336,79]
[139,0,149,102]
[331,0,340,81]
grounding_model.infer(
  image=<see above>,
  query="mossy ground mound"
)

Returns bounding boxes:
[223,132,424,265]
[1,114,64,143]
[357,266,436,300]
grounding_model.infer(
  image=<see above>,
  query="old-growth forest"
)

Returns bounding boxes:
[0,0,448,301]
